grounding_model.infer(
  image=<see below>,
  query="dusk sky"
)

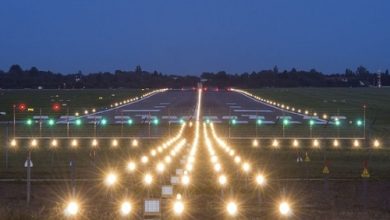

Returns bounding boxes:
[1,0,389,75]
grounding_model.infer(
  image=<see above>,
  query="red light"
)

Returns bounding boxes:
[18,103,27,111]
[52,103,61,111]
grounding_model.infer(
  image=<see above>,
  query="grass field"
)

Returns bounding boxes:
[0,89,144,120]
[0,88,389,219]
[1,124,390,219]
[248,88,390,137]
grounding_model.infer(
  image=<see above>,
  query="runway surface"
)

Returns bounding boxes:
[74,90,197,125]
[203,90,324,125]
[77,89,325,126]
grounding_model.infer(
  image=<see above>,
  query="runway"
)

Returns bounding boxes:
[54,89,324,126]
[75,89,197,125]
[203,90,324,125]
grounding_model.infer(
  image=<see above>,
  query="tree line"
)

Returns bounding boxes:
[0,64,388,89]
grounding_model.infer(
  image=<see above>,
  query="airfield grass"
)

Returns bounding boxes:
[0,88,390,218]
[0,89,145,120]
[1,125,390,219]
[248,88,390,136]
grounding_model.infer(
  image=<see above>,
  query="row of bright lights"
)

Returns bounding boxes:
[26,117,134,126]
[65,197,184,217]
[63,89,291,218]
[9,138,139,149]
[64,196,291,218]
[207,123,266,187]
[167,89,203,216]
[231,89,360,122]
[208,123,292,217]
[100,89,203,217]
[174,88,202,190]
[8,137,381,150]
[105,125,188,188]
[73,88,168,117]
[252,138,381,149]
[204,123,229,187]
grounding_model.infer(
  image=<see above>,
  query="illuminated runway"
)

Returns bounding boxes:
[78,89,197,124]
[203,90,325,125]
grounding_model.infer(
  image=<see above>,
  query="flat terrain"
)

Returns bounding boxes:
[0,89,145,120]
[248,88,390,136]
[0,88,389,219]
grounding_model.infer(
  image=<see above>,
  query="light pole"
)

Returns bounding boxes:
[363,105,367,146]
[13,105,16,137]
[26,139,37,205]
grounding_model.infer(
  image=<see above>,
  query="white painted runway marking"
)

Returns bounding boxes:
[115,120,129,124]
[226,102,237,105]
[331,116,346,120]
[33,116,49,119]
[122,109,160,112]
[114,116,130,119]
[222,116,237,119]
[56,121,70,124]
[242,115,265,119]
[303,116,319,119]
[59,116,76,120]
[234,109,272,113]
[229,106,241,108]
[162,116,178,119]
[203,116,218,119]
[168,120,183,124]
[154,106,166,108]
[160,102,170,105]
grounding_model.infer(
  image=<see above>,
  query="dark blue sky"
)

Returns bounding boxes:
[1,1,389,75]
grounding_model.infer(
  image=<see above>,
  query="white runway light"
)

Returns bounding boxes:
[127,161,136,172]
[255,174,266,186]
[279,201,291,216]
[144,173,153,185]
[173,200,184,215]
[252,139,259,147]
[182,175,190,185]
[120,201,132,216]
[105,172,118,186]
[226,201,238,216]
[218,174,228,186]
[64,201,79,217]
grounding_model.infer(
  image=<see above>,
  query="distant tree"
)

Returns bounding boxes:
[356,66,369,76]
[135,65,142,73]
[9,64,23,74]
[385,69,389,75]
[345,68,354,77]
[0,63,383,89]
[273,65,279,73]
[29,67,39,77]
